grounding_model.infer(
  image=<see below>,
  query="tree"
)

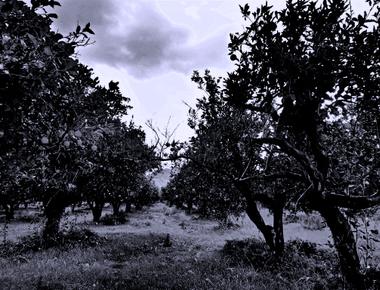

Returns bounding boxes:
[219,1,380,288]
[80,120,159,220]
[163,159,246,220]
[164,71,303,254]
[0,0,131,241]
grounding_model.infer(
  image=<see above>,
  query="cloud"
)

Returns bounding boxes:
[54,0,230,78]
[54,0,116,33]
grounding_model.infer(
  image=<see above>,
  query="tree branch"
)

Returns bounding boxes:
[322,191,380,209]
[250,137,319,182]
[239,172,305,182]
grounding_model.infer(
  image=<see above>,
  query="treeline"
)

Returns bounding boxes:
[0,0,158,241]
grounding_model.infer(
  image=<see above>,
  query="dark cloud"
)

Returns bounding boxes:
[55,0,228,78]
[54,0,116,33]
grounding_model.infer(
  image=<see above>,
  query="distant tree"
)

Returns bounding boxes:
[78,120,159,221]
[129,175,160,211]
[163,159,245,220]
[217,1,380,288]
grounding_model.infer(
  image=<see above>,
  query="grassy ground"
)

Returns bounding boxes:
[0,233,347,290]
[0,203,379,289]
[1,203,334,247]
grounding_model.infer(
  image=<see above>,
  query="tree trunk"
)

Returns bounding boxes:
[246,199,275,250]
[4,203,15,221]
[111,201,121,216]
[186,199,193,214]
[273,205,284,256]
[235,181,276,251]
[125,202,131,213]
[318,205,365,290]
[92,201,104,223]
[42,198,65,244]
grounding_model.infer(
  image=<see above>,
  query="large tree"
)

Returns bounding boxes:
[0,0,133,241]
[219,0,380,288]
[165,71,303,255]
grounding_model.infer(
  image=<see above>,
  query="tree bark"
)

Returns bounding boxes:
[235,181,276,251]
[273,205,284,256]
[317,205,365,290]
[42,197,66,244]
[125,201,131,213]
[246,199,275,250]
[186,199,193,214]
[4,203,15,221]
[92,201,104,223]
[111,201,121,216]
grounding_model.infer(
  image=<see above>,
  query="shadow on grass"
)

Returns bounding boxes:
[1,233,378,290]
[0,228,104,257]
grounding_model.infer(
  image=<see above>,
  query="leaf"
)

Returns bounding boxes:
[230,54,238,61]
[49,1,61,7]
[27,33,39,46]
[83,26,95,35]
[44,46,52,56]
[239,4,250,17]
[83,23,95,34]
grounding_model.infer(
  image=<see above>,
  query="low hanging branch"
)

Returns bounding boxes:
[322,191,380,209]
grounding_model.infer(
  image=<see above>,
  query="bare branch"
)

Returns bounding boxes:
[295,183,313,209]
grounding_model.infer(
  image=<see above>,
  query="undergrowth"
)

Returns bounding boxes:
[0,228,103,257]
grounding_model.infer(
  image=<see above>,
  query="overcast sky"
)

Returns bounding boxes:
[51,0,368,143]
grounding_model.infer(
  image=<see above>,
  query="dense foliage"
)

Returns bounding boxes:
[164,1,380,289]
[0,0,158,240]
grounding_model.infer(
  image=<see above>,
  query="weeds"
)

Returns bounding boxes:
[0,228,103,257]
[222,238,342,289]
[0,234,354,290]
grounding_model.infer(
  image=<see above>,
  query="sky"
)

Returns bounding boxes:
[50,0,369,144]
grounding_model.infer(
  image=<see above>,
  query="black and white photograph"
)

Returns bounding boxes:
[0,0,379,289]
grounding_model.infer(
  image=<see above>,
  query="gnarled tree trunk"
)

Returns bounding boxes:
[246,199,275,250]
[235,182,284,256]
[318,204,365,290]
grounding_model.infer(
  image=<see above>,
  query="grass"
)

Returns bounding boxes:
[284,211,326,231]
[0,228,104,257]
[0,204,379,289]
[0,233,358,290]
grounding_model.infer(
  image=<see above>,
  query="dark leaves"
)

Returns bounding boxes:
[83,23,95,35]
